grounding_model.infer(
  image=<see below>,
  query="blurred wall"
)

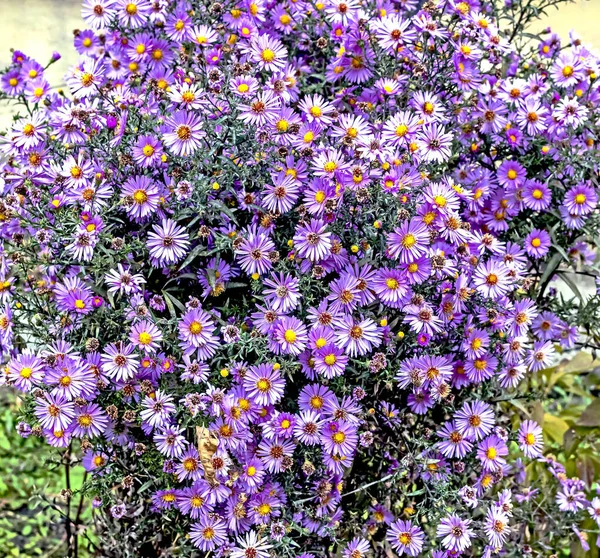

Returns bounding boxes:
[0,0,599,128]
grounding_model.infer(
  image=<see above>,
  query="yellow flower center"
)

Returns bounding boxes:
[284,329,297,343]
[138,332,152,345]
[189,321,203,334]
[402,233,416,248]
[333,432,346,444]
[142,144,155,157]
[261,48,276,63]
[133,189,148,204]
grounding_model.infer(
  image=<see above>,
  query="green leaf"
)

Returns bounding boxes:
[543,413,570,443]
[578,399,600,427]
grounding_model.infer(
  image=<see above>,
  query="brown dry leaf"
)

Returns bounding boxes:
[196,426,219,484]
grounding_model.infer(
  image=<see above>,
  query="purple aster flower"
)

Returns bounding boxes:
[455,400,495,441]
[321,420,358,457]
[262,172,299,214]
[132,135,164,167]
[175,447,204,482]
[129,320,163,353]
[436,514,474,552]
[246,34,288,72]
[270,316,309,356]
[473,259,512,299]
[314,344,348,378]
[140,389,176,428]
[342,537,370,558]
[243,364,286,406]
[372,267,410,308]
[176,481,213,519]
[73,403,109,438]
[293,219,333,263]
[484,507,510,548]
[147,218,190,266]
[190,516,227,551]
[178,307,220,360]
[335,310,381,350]
[256,438,296,473]
[154,425,189,459]
[477,435,509,471]
[35,393,75,432]
[524,229,551,259]
[564,183,597,216]
[121,176,160,222]
[518,420,544,458]
[116,0,151,28]
[387,218,430,263]
[293,410,323,445]
[436,420,473,459]
[235,230,276,275]
[101,342,139,382]
[416,123,453,163]
[104,264,146,295]
[386,519,425,556]
[230,531,272,558]
[525,340,555,372]
[8,353,45,392]
[263,272,300,312]
[162,111,205,156]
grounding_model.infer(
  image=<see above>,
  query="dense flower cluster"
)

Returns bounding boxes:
[1,0,600,555]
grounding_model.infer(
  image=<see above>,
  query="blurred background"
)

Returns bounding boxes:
[1,0,600,127]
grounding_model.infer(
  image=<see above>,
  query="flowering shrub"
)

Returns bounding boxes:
[2,0,600,556]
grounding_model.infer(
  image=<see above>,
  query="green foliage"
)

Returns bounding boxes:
[0,389,92,557]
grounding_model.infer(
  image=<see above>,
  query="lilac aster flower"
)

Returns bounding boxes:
[387,218,430,263]
[455,400,495,441]
[178,308,220,360]
[162,111,205,156]
[101,342,139,382]
[235,230,276,275]
[140,390,176,429]
[386,519,425,556]
[436,514,474,552]
[147,218,190,266]
[518,420,544,458]
[190,516,227,551]
[243,364,286,406]
[35,393,75,432]
[73,403,109,438]
[334,315,382,357]
[293,219,333,262]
